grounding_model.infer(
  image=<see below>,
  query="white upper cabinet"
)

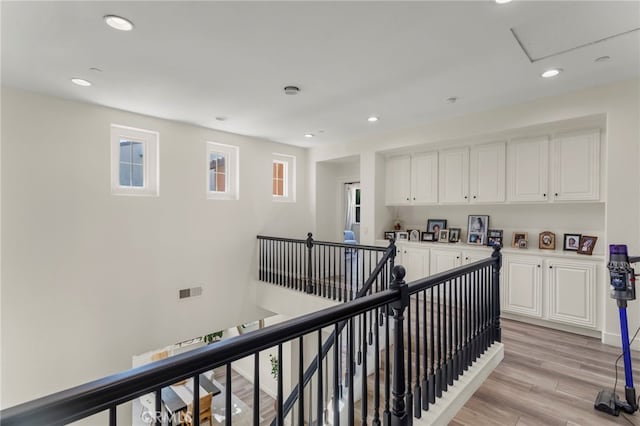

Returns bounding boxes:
[410,152,438,204]
[507,137,549,202]
[385,155,411,205]
[551,129,600,201]
[439,147,469,204]
[386,152,438,205]
[469,142,506,203]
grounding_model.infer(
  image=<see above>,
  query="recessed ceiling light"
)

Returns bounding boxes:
[595,56,611,62]
[367,116,379,122]
[446,96,458,104]
[215,116,227,121]
[284,86,300,95]
[495,0,512,3]
[541,68,562,78]
[89,67,102,72]
[71,78,92,87]
[104,15,134,31]
[304,133,314,138]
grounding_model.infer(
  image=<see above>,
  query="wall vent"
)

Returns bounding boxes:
[179,286,203,299]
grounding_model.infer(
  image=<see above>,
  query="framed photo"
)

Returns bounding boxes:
[512,232,528,249]
[396,231,409,241]
[488,229,503,238]
[467,215,489,245]
[578,235,598,255]
[468,233,485,245]
[563,233,581,251]
[421,231,435,242]
[427,219,447,240]
[409,229,421,241]
[539,231,556,250]
[448,228,461,243]
[438,229,450,242]
[488,236,503,247]
[384,231,396,241]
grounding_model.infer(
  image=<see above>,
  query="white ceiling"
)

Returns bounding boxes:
[2,1,639,147]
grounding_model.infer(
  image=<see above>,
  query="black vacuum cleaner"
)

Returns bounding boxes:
[594,244,639,416]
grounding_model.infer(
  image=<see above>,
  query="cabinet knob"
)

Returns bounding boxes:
[465,257,469,261]
[413,197,416,200]
[473,195,477,199]
[549,266,553,269]
[456,256,460,260]
[464,196,468,199]
[554,193,558,197]
[537,265,541,268]
[543,193,547,197]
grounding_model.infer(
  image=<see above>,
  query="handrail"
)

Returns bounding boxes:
[272,240,396,422]
[0,290,400,426]
[257,234,387,252]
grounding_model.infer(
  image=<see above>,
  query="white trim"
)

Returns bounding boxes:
[110,124,159,196]
[272,153,296,202]
[206,141,239,200]
[602,331,640,351]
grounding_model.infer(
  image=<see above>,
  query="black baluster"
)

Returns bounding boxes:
[373,306,381,426]
[429,286,435,404]
[414,291,421,417]
[109,406,116,426]
[253,353,260,425]
[390,266,409,425]
[334,323,340,426]
[317,330,324,425]
[384,305,391,425]
[348,318,355,425]
[277,345,283,426]
[298,337,304,425]
[193,373,200,426]
[362,312,368,425]
[422,289,429,411]
[226,364,232,426]
[406,297,413,424]
[447,280,454,386]
[492,245,502,343]
[306,233,314,294]
[435,284,443,398]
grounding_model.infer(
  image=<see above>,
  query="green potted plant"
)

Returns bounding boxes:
[269,354,279,380]
[202,330,224,344]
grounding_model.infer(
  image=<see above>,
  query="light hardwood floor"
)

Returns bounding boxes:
[451,318,640,426]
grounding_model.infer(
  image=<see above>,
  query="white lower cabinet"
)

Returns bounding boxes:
[503,254,598,330]
[397,246,430,283]
[430,249,462,274]
[546,259,597,328]
[502,255,543,318]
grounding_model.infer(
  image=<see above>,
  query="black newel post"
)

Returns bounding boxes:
[306,232,314,294]
[390,265,409,426]
[389,238,397,272]
[491,245,502,343]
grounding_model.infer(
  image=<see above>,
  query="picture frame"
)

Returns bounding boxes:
[384,231,396,241]
[487,236,503,247]
[421,232,435,242]
[448,228,461,243]
[538,231,556,250]
[438,229,450,243]
[488,229,503,238]
[577,235,598,255]
[563,233,581,251]
[467,215,489,245]
[409,229,420,242]
[396,231,409,241]
[427,219,447,241]
[512,232,528,249]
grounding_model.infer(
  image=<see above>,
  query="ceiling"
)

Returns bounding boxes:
[2,1,639,147]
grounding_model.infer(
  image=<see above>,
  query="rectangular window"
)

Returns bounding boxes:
[355,188,361,223]
[272,160,287,197]
[272,153,296,202]
[207,142,239,200]
[111,125,159,196]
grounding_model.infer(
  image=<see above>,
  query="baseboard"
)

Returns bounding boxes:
[413,342,505,426]
[502,313,601,338]
[602,331,640,351]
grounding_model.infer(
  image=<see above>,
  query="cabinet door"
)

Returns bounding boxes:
[462,251,489,265]
[507,137,549,202]
[399,246,430,283]
[551,130,600,201]
[429,249,462,274]
[502,256,543,318]
[546,260,597,328]
[411,152,438,204]
[438,147,469,204]
[385,155,411,205]
[469,142,505,203]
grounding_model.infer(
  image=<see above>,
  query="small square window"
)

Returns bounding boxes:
[207,142,238,200]
[272,154,296,202]
[111,125,159,196]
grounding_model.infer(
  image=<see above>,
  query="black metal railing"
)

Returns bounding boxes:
[257,233,392,301]
[0,246,502,426]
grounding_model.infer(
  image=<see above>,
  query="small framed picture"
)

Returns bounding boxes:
[539,231,556,250]
[578,235,598,255]
[449,228,461,243]
[438,229,450,242]
[488,229,503,238]
[488,236,503,247]
[512,232,528,249]
[563,233,581,251]
[467,215,489,245]
[427,219,447,240]
[384,231,396,241]
[421,232,435,242]
[409,229,421,241]
[396,231,409,241]
[468,233,485,245]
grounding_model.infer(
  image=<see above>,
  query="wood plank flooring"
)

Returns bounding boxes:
[451,319,640,426]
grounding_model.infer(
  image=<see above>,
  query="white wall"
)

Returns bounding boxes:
[0,88,312,408]
[309,78,640,348]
